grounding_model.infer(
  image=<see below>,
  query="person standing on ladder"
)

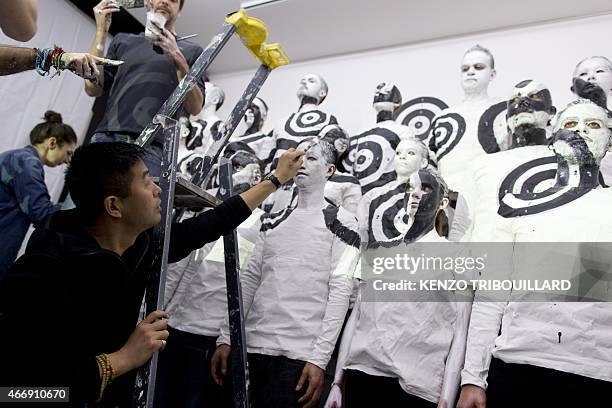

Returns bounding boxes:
[84,0,205,177]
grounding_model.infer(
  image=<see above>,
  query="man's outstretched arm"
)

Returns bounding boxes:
[168,148,304,262]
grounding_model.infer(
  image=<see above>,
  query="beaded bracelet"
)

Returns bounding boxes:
[49,46,65,70]
[95,353,117,402]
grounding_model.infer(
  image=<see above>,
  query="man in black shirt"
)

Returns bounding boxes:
[84,0,204,176]
[0,142,303,407]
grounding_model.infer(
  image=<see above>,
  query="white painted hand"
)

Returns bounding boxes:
[323,383,342,408]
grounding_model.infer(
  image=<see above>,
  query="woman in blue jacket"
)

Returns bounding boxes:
[0,110,77,279]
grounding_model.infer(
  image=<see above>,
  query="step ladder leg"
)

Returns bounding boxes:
[218,158,251,408]
[135,22,238,148]
[132,115,180,408]
[192,64,272,187]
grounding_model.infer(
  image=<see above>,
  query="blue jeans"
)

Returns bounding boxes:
[91,132,164,177]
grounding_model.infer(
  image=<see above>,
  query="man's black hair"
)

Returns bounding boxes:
[180,0,185,11]
[65,142,147,225]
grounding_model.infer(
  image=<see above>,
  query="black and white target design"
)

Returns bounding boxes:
[478,101,508,153]
[284,110,338,137]
[429,113,467,162]
[367,183,410,248]
[496,156,593,218]
[343,127,401,193]
[393,96,449,141]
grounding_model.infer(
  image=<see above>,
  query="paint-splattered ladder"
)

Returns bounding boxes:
[132,9,289,408]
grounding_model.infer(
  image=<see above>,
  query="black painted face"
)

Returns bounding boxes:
[245,103,264,131]
[507,83,553,118]
[373,82,402,105]
[405,169,444,221]
[572,78,608,109]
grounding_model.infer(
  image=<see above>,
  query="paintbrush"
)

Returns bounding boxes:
[176,34,199,42]
[95,58,124,66]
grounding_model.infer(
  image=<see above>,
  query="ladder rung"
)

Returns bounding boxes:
[154,175,221,208]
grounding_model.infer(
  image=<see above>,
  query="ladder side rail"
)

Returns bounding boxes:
[132,116,180,408]
[134,23,238,148]
[219,159,251,408]
[192,64,272,188]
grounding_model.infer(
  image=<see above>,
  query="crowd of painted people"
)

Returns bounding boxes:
[0,1,611,407]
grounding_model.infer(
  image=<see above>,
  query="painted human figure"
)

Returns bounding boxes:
[356,137,430,249]
[429,45,507,195]
[571,56,612,185]
[271,73,338,166]
[186,82,225,154]
[571,56,612,110]
[176,116,195,175]
[211,137,360,408]
[455,80,557,241]
[458,99,612,408]
[341,82,412,195]
[268,74,338,209]
[176,82,225,182]
[325,167,471,408]
[227,97,276,172]
[155,159,263,408]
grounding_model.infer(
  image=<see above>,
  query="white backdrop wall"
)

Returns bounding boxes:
[0,0,101,202]
[212,13,612,138]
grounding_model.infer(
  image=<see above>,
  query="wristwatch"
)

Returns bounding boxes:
[263,172,282,189]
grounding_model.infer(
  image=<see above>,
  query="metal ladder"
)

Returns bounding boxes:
[131,9,289,408]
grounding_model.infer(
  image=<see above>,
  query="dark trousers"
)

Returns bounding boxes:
[248,353,307,408]
[155,326,231,408]
[344,369,436,408]
[486,357,612,407]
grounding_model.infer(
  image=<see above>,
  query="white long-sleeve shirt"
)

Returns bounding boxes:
[460,145,555,241]
[324,171,362,215]
[462,187,612,389]
[344,230,470,403]
[269,173,362,215]
[432,98,506,195]
[341,120,412,194]
[164,209,263,336]
[271,107,338,165]
[218,203,361,370]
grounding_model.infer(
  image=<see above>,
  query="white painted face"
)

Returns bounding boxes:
[296,74,327,103]
[294,141,334,189]
[204,83,223,110]
[395,139,428,179]
[374,101,396,113]
[461,50,496,94]
[574,57,612,95]
[555,102,612,161]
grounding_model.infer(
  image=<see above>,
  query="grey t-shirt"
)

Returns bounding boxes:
[96,32,205,136]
